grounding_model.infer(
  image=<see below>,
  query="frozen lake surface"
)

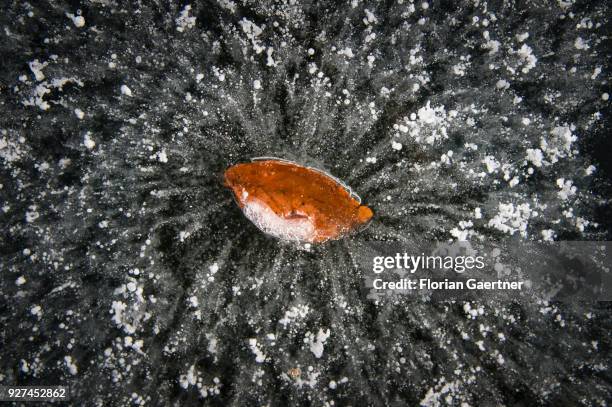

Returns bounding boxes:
[1,1,611,405]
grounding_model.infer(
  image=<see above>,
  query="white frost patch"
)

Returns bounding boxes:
[83,133,96,150]
[482,31,500,55]
[16,276,26,286]
[23,84,50,110]
[452,62,467,76]
[209,262,219,274]
[307,328,331,358]
[541,229,555,241]
[290,368,322,389]
[253,79,261,90]
[279,304,310,327]
[509,176,520,187]
[110,301,128,330]
[540,125,576,164]
[574,37,589,50]
[218,0,237,13]
[188,296,199,308]
[488,202,533,237]
[239,18,265,54]
[64,356,78,375]
[22,77,84,111]
[525,148,544,167]
[363,9,378,25]
[120,84,133,96]
[28,60,47,81]
[556,178,577,200]
[420,378,464,407]
[248,338,266,363]
[266,47,276,67]
[179,364,198,388]
[515,43,537,73]
[395,101,450,145]
[496,79,510,90]
[482,156,500,173]
[212,66,226,82]
[157,150,168,163]
[418,102,445,125]
[25,205,39,223]
[391,140,403,151]
[66,13,85,28]
[337,47,355,58]
[176,5,196,32]
[74,108,85,119]
[516,32,529,42]
[206,333,218,355]
[30,304,42,318]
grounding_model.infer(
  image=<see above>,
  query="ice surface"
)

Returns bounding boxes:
[0,0,610,405]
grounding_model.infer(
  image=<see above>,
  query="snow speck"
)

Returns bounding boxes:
[574,37,589,50]
[602,93,609,101]
[188,296,199,308]
[391,140,403,151]
[516,43,537,73]
[74,108,85,119]
[337,48,355,59]
[30,304,42,318]
[64,356,78,375]
[585,165,596,175]
[308,328,331,358]
[482,156,500,173]
[83,133,96,150]
[120,85,133,96]
[556,178,577,200]
[176,5,197,32]
[541,229,555,241]
[66,13,85,28]
[526,148,543,167]
[487,202,532,237]
[16,276,26,286]
[25,206,39,223]
[516,32,529,42]
[496,79,510,90]
[248,338,266,363]
[28,60,47,82]
[179,365,198,389]
[253,79,262,90]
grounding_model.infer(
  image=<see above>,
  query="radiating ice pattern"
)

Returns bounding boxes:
[1,1,611,405]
